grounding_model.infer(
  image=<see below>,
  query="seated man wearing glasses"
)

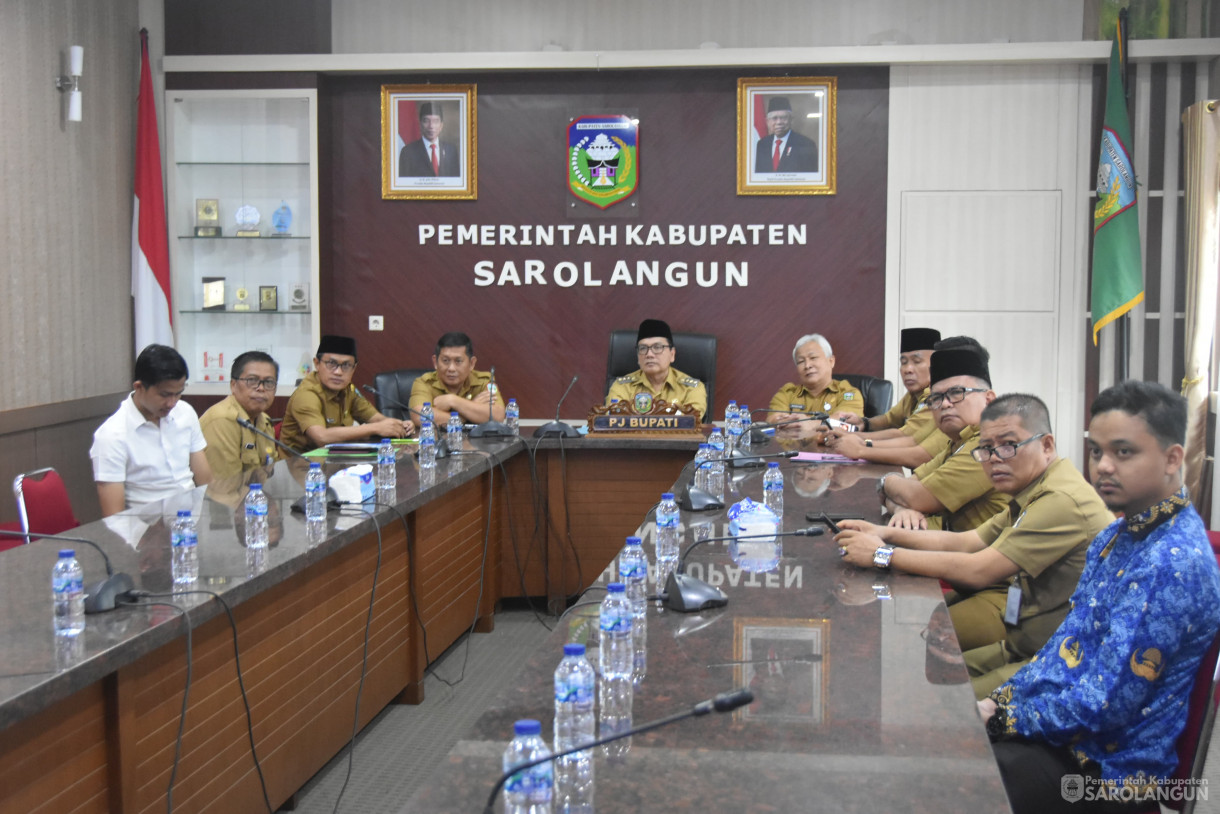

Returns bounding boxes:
[606,319,707,419]
[280,335,411,454]
[200,351,282,479]
[408,331,505,429]
[836,393,1111,698]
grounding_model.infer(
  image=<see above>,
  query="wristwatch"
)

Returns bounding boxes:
[876,473,894,495]
[986,704,1010,738]
[864,439,874,448]
[872,545,895,570]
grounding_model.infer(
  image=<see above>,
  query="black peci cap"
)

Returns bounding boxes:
[930,348,990,387]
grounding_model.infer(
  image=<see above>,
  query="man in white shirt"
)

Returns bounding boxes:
[90,344,212,516]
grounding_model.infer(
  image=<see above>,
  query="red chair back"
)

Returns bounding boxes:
[12,468,80,543]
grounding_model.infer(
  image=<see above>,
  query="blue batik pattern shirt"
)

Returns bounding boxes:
[991,490,1220,787]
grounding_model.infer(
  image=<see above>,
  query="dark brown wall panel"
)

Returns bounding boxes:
[322,67,888,418]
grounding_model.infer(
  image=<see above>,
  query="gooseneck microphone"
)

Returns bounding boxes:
[482,688,754,814]
[532,374,581,438]
[470,366,513,439]
[360,385,450,459]
[727,448,800,469]
[676,458,724,512]
[0,528,136,613]
[663,527,825,612]
[748,411,830,443]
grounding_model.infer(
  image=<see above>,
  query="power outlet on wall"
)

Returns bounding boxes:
[369,315,384,331]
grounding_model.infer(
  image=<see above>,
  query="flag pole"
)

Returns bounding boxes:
[1114,8,1131,382]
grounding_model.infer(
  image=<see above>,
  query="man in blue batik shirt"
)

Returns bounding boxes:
[979,381,1220,814]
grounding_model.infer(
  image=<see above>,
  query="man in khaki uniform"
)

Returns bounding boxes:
[280,335,409,453]
[408,332,505,429]
[876,348,1007,532]
[767,334,862,436]
[200,351,281,478]
[826,327,940,466]
[837,393,1111,699]
[606,319,707,419]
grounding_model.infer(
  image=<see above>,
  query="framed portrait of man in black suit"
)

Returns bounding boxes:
[381,84,477,200]
[737,77,836,196]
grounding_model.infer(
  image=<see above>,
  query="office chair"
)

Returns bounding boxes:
[372,368,431,421]
[604,330,717,421]
[837,373,894,417]
[13,467,81,544]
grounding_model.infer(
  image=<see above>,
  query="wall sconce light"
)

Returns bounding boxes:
[55,46,84,122]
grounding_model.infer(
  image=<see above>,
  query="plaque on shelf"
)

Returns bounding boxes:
[202,277,226,311]
[234,287,252,311]
[289,282,309,311]
[259,286,278,311]
[195,198,221,237]
[235,205,261,237]
[271,202,292,236]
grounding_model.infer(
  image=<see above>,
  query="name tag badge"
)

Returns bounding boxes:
[244,442,255,450]
[789,404,804,411]
[1004,584,1022,626]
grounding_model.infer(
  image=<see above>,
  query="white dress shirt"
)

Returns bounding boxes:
[90,394,207,508]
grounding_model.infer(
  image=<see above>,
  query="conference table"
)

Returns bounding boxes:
[0,430,1008,814]
[406,439,1012,813]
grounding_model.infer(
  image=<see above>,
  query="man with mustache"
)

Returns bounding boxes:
[200,351,281,479]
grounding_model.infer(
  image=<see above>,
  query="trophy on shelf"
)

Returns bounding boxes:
[259,286,278,311]
[195,198,221,237]
[202,276,225,310]
[235,204,261,238]
[271,202,292,237]
[234,287,252,311]
[289,282,309,311]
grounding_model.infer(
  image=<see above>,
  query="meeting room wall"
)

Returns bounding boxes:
[0,0,152,526]
[312,67,889,419]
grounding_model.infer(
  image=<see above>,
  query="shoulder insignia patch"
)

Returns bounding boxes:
[844,392,855,400]
[680,376,700,387]
[615,374,636,384]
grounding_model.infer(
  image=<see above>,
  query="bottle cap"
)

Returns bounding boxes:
[58,549,74,558]
[563,643,586,656]
[607,582,625,593]
[508,398,517,404]
[423,402,431,407]
[513,719,542,736]
[626,536,642,546]
[661,492,674,500]
[249,483,263,491]
[767,461,779,468]
[177,509,191,517]
[309,462,321,469]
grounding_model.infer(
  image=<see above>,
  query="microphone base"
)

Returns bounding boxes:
[470,421,513,438]
[728,449,770,468]
[84,572,136,614]
[663,571,728,613]
[532,421,580,438]
[748,429,774,445]
[676,486,724,512]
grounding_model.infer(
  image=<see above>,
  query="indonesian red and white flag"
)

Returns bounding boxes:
[131,28,173,352]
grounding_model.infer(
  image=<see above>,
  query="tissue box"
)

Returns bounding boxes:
[329,464,375,504]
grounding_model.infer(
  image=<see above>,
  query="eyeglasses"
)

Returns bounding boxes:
[637,343,673,356]
[320,358,356,372]
[924,386,989,409]
[971,433,1047,463]
[236,376,278,391]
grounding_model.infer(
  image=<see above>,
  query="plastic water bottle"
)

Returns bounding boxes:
[377,437,396,490]
[707,429,726,498]
[305,462,327,522]
[553,644,595,814]
[727,408,743,453]
[419,419,436,447]
[655,491,680,585]
[599,583,633,680]
[502,719,553,814]
[693,443,711,493]
[419,402,434,426]
[171,510,199,584]
[419,437,437,469]
[446,411,463,452]
[51,549,85,634]
[244,483,269,550]
[738,405,752,446]
[506,398,520,436]
[764,461,784,519]
[618,536,648,618]
[724,400,739,426]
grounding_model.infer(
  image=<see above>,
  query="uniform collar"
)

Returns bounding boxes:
[1125,486,1190,539]
[122,392,167,430]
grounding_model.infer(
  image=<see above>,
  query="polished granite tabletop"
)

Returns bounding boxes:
[0,437,521,730]
[406,439,1011,813]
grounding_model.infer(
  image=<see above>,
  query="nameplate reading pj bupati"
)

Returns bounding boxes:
[587,398,701,434]
[592,414,697,431]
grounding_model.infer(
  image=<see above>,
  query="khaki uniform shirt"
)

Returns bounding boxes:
[409,370,503,419]
[199,395,278,479]
[913,425,1009,532]
[280,371,380,453]
[606,366,707,419]
[768,379,864,417]
[884,388,939,443]
[974,457,1114,659]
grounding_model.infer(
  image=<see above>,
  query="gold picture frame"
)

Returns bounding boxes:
[381,83,477,200]
[736,76,837,196]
